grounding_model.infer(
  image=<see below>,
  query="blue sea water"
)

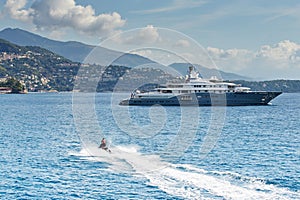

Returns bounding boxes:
[0,92,299,199]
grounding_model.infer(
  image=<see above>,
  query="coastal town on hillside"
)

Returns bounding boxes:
[0,50,173,93]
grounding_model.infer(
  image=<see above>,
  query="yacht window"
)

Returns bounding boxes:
[181,95,192,101]
[162,90,172,93]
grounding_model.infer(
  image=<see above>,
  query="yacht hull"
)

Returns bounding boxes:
[119,91,282,106]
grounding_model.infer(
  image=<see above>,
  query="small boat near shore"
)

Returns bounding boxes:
[119,66,282,106]
[0,87,12,94]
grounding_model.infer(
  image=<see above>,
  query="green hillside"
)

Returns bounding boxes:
[233,80,300,93]
[0,39,80,91]
[0,38,25,54]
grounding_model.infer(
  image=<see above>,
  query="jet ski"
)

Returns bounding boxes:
[99,143,111,153]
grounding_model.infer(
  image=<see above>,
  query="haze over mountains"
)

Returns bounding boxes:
[0,28,251,80]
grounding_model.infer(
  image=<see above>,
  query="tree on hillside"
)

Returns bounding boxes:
[0,78,24,93]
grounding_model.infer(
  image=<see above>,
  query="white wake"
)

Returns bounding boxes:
[70,145,300,200]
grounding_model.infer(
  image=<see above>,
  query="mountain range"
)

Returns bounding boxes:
[0,28,154,67]
[0,36,299,92]
[0,28,250,80]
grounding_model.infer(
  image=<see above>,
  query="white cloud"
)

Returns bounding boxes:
[207,47,253,71]
[174,39,190,48]
[3,0,125,36]
[137,25,160,43]
[256,40,300,61]
[206,41,300,79]
[4,0,33,22]
[115,25,161,45]
[207,47,252,59]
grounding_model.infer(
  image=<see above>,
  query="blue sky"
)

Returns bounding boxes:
[1,0,300,79]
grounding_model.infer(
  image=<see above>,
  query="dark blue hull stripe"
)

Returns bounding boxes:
[120,92,282,106]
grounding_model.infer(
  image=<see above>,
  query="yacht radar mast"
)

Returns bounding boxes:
[187,66,200,82]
